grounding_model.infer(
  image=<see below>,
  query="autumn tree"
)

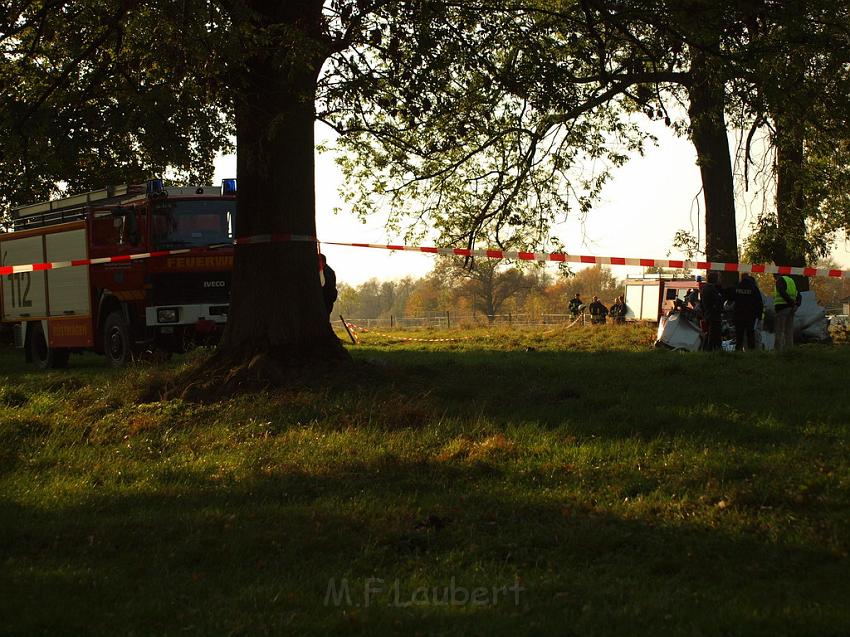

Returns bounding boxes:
[329,0,758,289]
[433,256,545,323]
[808,260,850,310]
[5,0,844,378]
[2,1,351,373]
[336,277,415,319]
[562,265,621,305]
[479,1,847,289]
[328,2,651,252]
[0,2,232,209]
[736,0,850,290]
[7,2,591,373]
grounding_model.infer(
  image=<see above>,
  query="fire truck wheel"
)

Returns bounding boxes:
[103,311,132,367]
[28,323,69,370]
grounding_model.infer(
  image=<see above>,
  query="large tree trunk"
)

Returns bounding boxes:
[769,2,811,292]
[477,268,497,323]
[773,112,811,291]
[217,1,348,368]
[687,47,739,289]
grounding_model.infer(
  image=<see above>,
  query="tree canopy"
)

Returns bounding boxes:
[1,1,848,370]
[324,1,649,251]
[0,1,233,210]
[734,0,850,268]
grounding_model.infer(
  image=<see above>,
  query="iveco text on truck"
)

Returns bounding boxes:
[1,179,236,368]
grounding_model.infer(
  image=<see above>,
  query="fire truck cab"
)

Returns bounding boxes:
[1,180,236,368]
[624,276,700,322]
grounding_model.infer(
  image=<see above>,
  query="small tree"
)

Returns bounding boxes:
[564,266,622,305]
[434,256,543,324]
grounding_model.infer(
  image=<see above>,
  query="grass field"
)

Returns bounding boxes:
[1,324,849,636]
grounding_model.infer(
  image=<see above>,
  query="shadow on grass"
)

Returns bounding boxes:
[3,344,849,635]
[3,457,848,637]
[334,347,850,446]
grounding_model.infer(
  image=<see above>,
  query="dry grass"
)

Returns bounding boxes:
[2,327,849,636]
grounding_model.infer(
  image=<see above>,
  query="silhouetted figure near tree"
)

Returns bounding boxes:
[685,288,700,310]
[734,273,763,351]
[320,254,337,318]
[701,272,723,351]
[568,293,583,319]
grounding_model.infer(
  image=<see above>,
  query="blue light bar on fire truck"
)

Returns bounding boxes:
[146,178,165,195]
[221,178,237,195]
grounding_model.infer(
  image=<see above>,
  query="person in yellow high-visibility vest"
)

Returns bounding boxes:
[773,274,801,351]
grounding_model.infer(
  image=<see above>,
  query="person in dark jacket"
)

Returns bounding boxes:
[609,296,627,324]
[685,288,699,310]
[320,254,337,317]
[700,272,723,351]
[733,273,763,351]
[568,293,583,319]
[589,296,608,325]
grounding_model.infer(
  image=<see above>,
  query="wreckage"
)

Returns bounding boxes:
[654,291,830,352]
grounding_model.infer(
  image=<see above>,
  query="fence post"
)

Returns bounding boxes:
[446,310,450,328]
[390,314,394,329]
[339,314,357,344]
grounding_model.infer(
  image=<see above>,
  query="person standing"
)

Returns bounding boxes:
[589,296,608,325]
[700,272,723,351]
[685,288,700,310]
[733,273,763,351]
[320,254,337,318]
[773,273,800,351]
[568,293,583,319]
[609,296,627,324]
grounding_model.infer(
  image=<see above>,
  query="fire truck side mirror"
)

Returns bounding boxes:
[112,206,140,245]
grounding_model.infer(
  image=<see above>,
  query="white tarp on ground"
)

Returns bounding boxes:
[795,291,830,342]
[655,290,828,353]
[655,313,703,351]
[761,290,830,344]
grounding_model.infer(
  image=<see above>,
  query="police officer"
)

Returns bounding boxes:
[773,273,800,351]
[733,273,763,351]
[700,272,723,351]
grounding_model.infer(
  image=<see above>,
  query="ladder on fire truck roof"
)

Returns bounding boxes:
[9,184,146,232]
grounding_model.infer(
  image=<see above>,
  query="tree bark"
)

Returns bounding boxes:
[217,1,348,367]
[687,47,739,289]
[773,112,811,291]
[770,0,810,291]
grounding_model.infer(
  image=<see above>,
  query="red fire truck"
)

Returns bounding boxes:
[1,179,236,368]
[624,276,701,322]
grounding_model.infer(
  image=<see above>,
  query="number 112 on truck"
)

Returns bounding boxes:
[1,179,237,368]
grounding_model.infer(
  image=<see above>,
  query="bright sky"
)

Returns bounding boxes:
[214,121,850,286]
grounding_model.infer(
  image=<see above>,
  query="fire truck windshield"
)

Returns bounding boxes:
[152,200,234,249]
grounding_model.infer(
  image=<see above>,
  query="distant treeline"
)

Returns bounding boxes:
[336,260,850,322]
[336,263,622,322]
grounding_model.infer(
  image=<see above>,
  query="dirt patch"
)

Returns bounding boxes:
[436,433,518,463]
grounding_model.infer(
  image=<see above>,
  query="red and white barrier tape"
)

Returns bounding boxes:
[321,241,850,279]
[233,233,317,247]
[1,231,848,280]
[0,234,316,276]
[344,321,479,342]
[0,248,194,275]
